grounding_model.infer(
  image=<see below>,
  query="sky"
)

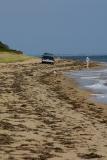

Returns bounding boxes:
[0,0,107,56]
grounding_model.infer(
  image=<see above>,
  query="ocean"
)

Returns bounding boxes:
[62,55,107,63]
[65,55,107,104]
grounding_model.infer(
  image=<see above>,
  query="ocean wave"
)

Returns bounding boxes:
[80,76,98,79]
[85,84,107,90]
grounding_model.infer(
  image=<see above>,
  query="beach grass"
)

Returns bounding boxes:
[0,52,33,63]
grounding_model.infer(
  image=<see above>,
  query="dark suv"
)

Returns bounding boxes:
[42,54,55,64]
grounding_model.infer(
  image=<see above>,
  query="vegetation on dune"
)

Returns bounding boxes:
[0,41,9,50]
[0,54,31,63]
[0,41,23,54]
[0,41,32,63]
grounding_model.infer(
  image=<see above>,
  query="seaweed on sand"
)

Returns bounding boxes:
[78,152,103,159]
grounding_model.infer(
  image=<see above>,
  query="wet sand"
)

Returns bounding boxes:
[0,59,107,160]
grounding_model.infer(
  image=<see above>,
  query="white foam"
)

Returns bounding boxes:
[85,83,107,90]
[92,93,106,98]
[99,80,107,84]
[80,76,98,79]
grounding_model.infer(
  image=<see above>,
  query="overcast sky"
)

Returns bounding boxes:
[0,0,107,56]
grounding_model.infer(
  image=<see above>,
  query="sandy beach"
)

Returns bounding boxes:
[0,59,107,160]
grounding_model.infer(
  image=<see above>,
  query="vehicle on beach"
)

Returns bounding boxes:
[41,53,55,64]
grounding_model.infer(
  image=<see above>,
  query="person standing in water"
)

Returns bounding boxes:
[86,56,90,69]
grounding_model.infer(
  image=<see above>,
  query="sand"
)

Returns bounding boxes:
[0,59,107,160]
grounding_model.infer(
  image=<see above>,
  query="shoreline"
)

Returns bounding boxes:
[65,70,107,107]
[1,59,107,159]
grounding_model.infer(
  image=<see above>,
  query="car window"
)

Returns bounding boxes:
[42,56,54,60]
